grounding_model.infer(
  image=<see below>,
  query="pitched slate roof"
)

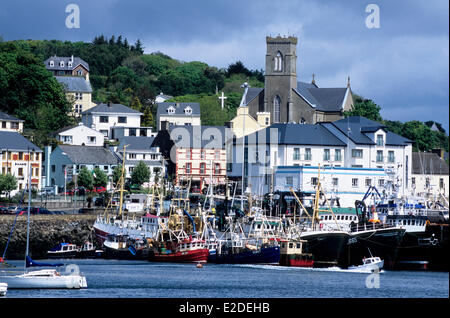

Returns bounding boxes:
[44,56,89,71]
[0,111,24,122]
[328,116,413,146]
[238,123,347,146]
[118,136,156,151]
[294,82,347,112]
[81,103,142,115]
[412,152,449,175]
[55,76,93,93]
[0,131,42,152]
[168,125,230,149]
[58,145,118,165]
[244,87,264,105]
[156,102,201,117]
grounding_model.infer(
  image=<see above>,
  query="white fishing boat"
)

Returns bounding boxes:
[0,282,7,296]
[0,163,87,289]
[348,256,384,273]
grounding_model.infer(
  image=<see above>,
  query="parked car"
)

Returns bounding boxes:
[38,187,56,196]
[94,186,106,193]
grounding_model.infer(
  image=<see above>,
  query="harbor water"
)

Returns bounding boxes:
[1,259,448,298]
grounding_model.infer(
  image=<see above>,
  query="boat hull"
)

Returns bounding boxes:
[300,231,349,268]
[149,248,209,263]
[0,274,87,289]
[279,254,314,267]
[344,226,405,270]
[47,251,78,259]
[394,223,449,271]
[104,246,149,260]
[209,246,280,264]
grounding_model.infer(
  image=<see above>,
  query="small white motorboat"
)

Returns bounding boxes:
[348,256,384,273]
[0,282,7,296]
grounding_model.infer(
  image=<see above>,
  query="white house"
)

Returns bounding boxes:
[155,92,173,104]
[111,126,156,141]
[114,136,165,184]
[228,116,413,206]
[156,102,201,131]
[81,102,142,139]
[54,122,105,146]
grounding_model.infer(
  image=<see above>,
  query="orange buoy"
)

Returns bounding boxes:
[196,263,203,268]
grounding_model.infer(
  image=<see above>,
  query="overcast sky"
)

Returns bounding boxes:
[1,0,448,131]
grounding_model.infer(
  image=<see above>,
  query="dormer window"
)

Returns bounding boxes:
[68,61,73,67]
[60,61,65,67]
[184,106,192,115]
[49,60,54,67]
[167,106,175,114]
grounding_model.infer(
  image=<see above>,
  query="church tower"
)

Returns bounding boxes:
[264,35,298,124]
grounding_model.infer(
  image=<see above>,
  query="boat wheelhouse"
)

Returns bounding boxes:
[279,239,313,267]
[47,243,78,259]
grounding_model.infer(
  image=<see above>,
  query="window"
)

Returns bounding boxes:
[18,152,23,160]
[323,149,330,161]
[352,149,363,158]
[77,70,83,76]
[129,167,134,173]
[129,153,136,159]
[118,117,127,123]
[88,136,96,143]
[352,178,359,187]
[99,116,109,123]
[214,163,220,175]
[129,128,136,136]
[311,177,318,186]
[376,150,383,162]
[184,107,192,115]
[60,61,65,67]
[334,149,342,162]
[200,163,206,174]
[378,179,385,187]
[100,130,108,137]
[274,51,283,71]
[18,167,23,176]
[1,121,6,128]
[167,106,175,114]
[388,151,395,163]
[140,129,147,137]
[185,163,191,174]
[376,134,384,146]
[215,150,220,160]
[293,148,300,160]
[286,176,293,186]
[201,149,205,159]
[412,177,416,187]
[49,60,54,67]
[186,149,191,159]
[265,117,269,125]
[365,178,372,187]
[273,96,281,123]
[305,148,312,160]
[440,178,444,189]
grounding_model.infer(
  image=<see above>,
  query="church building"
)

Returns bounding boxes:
[244,35,354,124]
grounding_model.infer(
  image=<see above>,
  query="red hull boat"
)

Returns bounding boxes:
[149,237,209,263]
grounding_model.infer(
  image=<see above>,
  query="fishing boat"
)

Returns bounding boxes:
[0,165,87,289]
[47,243,78,259]
[148,236,209,263]
[279,239,313,268]
[103,234,149,260]
[0,283,6,296]
[348,249,384,273]
[77,241,103,259]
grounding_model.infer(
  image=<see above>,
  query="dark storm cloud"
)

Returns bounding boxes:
[0,0,448,130]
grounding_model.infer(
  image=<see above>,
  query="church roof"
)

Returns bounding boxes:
[245,87,264,105]
[295,82,347,112]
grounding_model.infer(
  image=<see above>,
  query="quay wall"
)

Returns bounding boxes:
[0,214,98,260]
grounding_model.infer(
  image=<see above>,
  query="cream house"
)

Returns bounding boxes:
[55,76,96,116]
[0,111,24,133]
[227,106,270,139]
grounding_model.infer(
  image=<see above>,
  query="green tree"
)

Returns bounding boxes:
[0,174,17,197]
[77,167,93,190]
[93,167,108,187]
[141,105,155,128]
[131,161,150,186]
[112,165,123,186]
[344,94,383,122]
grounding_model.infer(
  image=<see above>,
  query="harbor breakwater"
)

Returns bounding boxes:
[0,214,97,259]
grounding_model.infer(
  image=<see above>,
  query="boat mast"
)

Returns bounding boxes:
[118,145,128,218]
[25,148,33,273]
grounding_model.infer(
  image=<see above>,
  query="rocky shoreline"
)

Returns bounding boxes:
[0,214,98,260]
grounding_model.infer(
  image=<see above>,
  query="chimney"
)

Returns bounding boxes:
[107,102,112,107]
[175,103,180,108]
[71,55,74,63]
[432,148,444,159]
